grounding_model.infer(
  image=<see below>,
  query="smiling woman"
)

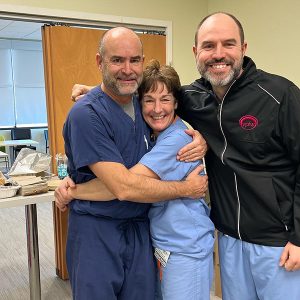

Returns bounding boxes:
[141,84,177,136]
[139,60,180,136]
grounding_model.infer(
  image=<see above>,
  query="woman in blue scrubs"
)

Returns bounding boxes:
[64,60,215,300]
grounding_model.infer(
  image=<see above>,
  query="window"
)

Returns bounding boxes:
[0,39,47,128]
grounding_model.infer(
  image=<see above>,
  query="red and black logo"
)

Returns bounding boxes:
[239,115,258,130]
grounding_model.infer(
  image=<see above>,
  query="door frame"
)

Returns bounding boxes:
[0,4,172,64]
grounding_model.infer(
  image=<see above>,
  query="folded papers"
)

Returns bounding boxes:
[10,175,48,196]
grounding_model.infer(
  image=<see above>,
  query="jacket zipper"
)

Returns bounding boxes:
[218,80,242,239]
[219,81,235,163]
[234,174,242,239]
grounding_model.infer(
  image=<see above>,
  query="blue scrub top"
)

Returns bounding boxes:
[140,118,215,258]
[63,86,151,219]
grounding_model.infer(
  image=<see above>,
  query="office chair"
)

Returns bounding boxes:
[0,135,9,170]
[0,135,6,153]
[44,129,49,153]
[11,128,36,158]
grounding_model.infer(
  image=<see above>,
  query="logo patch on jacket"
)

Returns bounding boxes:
[239,115,258,130]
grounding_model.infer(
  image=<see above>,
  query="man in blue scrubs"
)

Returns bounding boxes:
[61,27,207,300]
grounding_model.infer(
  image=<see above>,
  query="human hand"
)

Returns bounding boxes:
[177,130,207,162]
[71,84,94,102]
[55,176,75,212]
[184,165,208,199]
[279,242,300,271]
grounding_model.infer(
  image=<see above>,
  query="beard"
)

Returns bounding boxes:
[197,57,243,87]
[101,62,142,97]
[102,72,141,96]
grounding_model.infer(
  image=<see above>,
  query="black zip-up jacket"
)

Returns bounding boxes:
[177,56,300,247]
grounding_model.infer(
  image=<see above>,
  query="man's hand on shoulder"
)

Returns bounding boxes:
[177,129,207,162]
[71,84,95,102]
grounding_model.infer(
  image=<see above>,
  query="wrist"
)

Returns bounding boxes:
[67,188,75,200]
[179,180,192,198]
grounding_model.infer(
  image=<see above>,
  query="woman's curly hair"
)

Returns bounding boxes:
[138,60,181,101]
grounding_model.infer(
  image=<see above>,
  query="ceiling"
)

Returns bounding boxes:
[0,19,43,40]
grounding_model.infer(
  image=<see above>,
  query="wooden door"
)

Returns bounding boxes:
[42,25,166,279]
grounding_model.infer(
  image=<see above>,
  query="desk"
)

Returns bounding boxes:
[0,139,39,165]
[0,139,39,147]
[0,191,54,300]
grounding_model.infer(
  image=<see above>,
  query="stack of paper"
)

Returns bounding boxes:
[10,175,48,196]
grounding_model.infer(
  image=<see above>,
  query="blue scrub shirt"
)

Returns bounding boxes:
[63,86,151,218]
[140,118,215,258]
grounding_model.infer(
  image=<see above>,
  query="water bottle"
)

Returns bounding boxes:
[55,154,68,180]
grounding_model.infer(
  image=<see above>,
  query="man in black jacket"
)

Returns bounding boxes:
[177,12,300,300]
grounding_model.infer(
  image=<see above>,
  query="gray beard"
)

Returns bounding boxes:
[103,77,138,97]
[197,61,243,87]
[202,68,235,87]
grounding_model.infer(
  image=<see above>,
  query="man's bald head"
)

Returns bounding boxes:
[194,12,245,47]
[99,27,143,58]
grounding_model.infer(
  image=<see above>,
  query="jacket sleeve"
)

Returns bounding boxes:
[177,86,190,121]
[279,84,300,246]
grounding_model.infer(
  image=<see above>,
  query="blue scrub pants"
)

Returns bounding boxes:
[160,252,213,300]
[218,232,300,300]
[66,210,156,300]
